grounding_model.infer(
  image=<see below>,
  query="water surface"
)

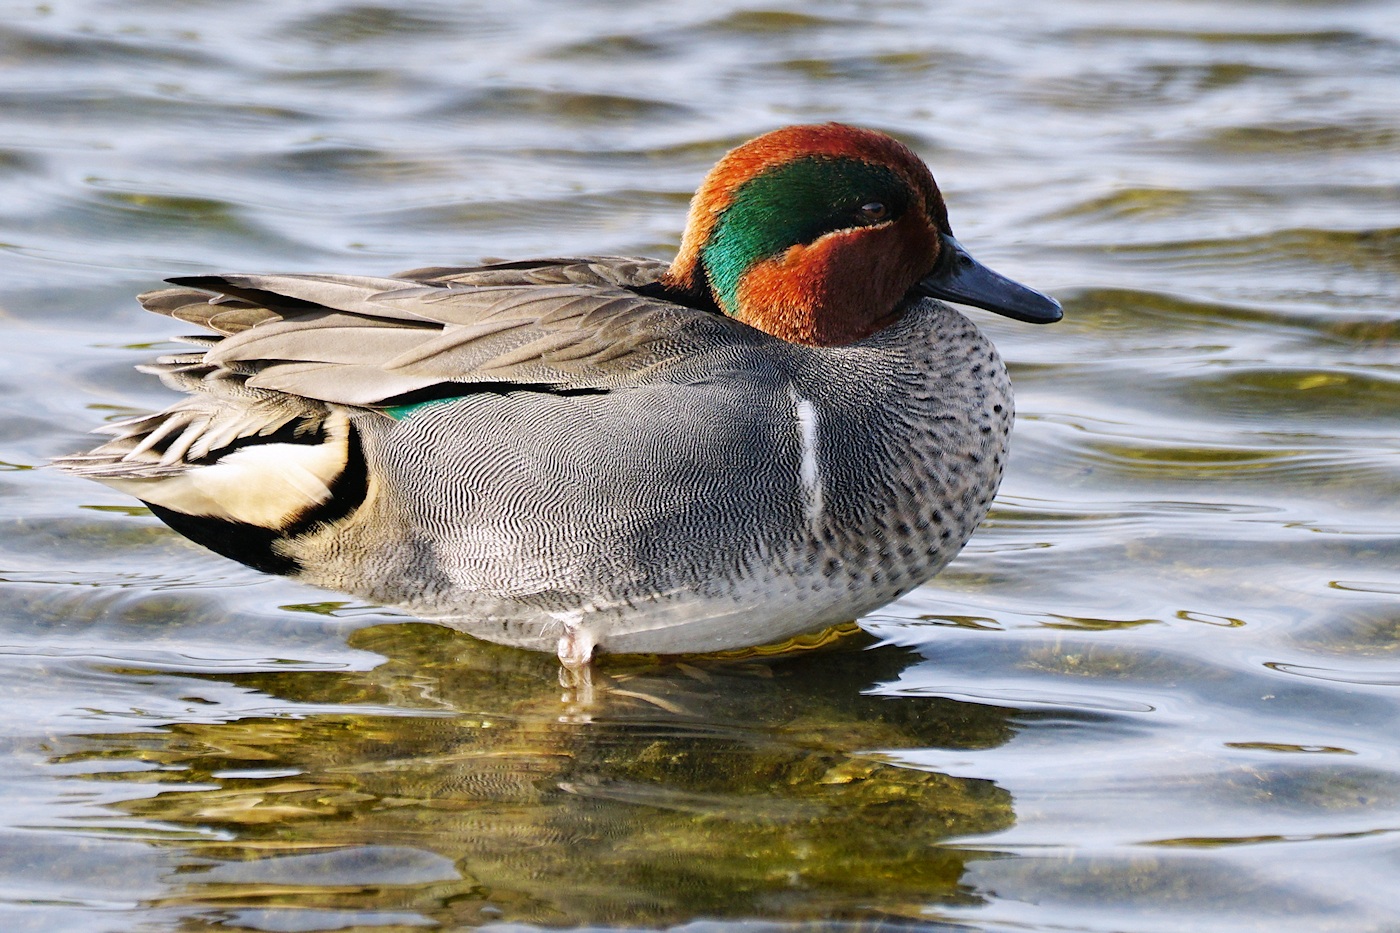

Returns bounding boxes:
[1,1,1398,931]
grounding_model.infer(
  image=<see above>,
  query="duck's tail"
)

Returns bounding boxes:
[54,288,367,575]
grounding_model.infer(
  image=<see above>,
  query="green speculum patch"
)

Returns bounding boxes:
[383,398,456,421]
[700,156,908,316]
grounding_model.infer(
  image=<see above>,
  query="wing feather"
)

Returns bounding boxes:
[133,258,751,409]
[242,363,437,407]
[204,322,433,369]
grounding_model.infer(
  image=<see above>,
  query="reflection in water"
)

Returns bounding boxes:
[55,625,1019,926]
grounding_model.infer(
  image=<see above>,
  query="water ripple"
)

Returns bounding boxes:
[1267,662,1400,688]
[2,0,1399,928]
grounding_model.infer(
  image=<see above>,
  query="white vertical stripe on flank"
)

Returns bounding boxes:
[791,388,823,531]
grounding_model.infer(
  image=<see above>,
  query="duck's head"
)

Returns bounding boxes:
[664,123,1062,346]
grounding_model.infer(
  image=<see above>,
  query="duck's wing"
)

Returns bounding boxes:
[55,258,740,495]
[141,257,737,408]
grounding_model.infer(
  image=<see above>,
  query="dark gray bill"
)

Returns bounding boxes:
[915,233,1062,324]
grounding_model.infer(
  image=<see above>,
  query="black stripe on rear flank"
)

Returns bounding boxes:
[143,424,369,577]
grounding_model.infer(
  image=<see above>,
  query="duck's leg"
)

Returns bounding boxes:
[557,617,595,668]
[557,622,595,682]
[556,623,596,713]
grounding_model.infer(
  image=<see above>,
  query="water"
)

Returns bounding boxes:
[2,0,1398,930]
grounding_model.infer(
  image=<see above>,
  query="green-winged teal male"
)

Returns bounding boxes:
[59,124,1061,668]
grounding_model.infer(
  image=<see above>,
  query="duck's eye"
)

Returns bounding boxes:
[860,201,889,221]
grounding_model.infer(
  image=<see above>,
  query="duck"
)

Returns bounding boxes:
[58,123,1061,670]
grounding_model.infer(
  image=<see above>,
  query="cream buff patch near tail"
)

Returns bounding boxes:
[100,411,351,531]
